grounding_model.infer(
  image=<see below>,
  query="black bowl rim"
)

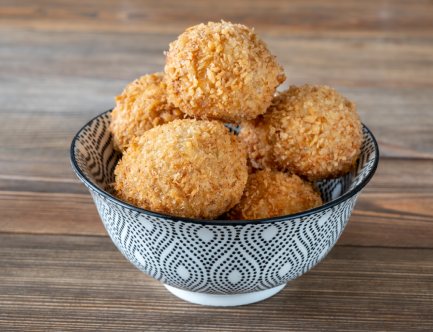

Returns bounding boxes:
[70,109,379,226]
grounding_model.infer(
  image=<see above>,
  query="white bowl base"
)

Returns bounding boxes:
[164,283,287,306]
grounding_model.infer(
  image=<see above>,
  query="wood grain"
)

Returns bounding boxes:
[0,190,105,236]
[338,158,433,248]
[1,1,433,164]
[1,0,433,329]
[2,28,433,90]
[0,159,432,249]
[0,234,432,331]
[1,32,433,166]
[0,2,432,243]
[1,0,433,37]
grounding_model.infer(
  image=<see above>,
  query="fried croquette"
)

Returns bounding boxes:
[110,73,186,151]
[114,119,248,219]
[164,21,286,124]
[240,85,363,181]
[223,170,322,220]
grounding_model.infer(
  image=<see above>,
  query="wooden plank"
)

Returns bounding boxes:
[1,32,433,161]
[0,0,432,37]
[338,158,433,247]
[0,159,432,249]
[0,233,432,331]
[2,28,433,90]
[0,1,432,241]
[0,190,106,236]
[0,1,432,330]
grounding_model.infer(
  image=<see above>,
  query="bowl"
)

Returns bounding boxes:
[70,110,378,306]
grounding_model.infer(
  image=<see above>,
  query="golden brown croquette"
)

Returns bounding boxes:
[240,85,363,181]
[114,119,248,219]
[110,73,187,151]
[164,21,285,124]
[223,170,322,220]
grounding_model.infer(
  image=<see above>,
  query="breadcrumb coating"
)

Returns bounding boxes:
[114,119,248,219]
[224,170,322,220]
[240,85,363,181]
[110,73,187,151]
[164,21,285,124]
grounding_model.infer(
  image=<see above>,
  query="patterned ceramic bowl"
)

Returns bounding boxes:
[70,110,378,306]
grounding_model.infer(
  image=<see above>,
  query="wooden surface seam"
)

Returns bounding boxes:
[1,0,432,330]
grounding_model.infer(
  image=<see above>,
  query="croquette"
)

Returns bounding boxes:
[240,85,363,181]
[114,119,248,219]
[164,21,286,124]
[223,170,322,220]
[110,73,186,151]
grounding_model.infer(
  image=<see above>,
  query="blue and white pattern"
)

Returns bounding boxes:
[71,111,378,295]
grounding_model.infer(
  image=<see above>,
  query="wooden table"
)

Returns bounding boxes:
[1,1,432,330]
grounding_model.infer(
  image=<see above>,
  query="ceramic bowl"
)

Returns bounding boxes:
[70,110,378,306]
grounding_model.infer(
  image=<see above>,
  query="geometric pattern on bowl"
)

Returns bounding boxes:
[71,110,378,295]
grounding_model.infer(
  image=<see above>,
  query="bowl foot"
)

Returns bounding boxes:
[163,283,287,306]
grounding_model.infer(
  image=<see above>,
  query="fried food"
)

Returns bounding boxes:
[223,170,322,220]
[164,21,286,124]
[114,119,248,219]
[109,73,186,151]
[240,85,363,181]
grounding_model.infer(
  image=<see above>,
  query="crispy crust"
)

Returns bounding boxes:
[114,119,248,219]
[224,170,322,220]
[109,73,187,151]
[164,21,285,124]
[240,85,363,181]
